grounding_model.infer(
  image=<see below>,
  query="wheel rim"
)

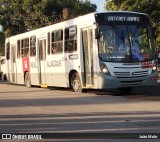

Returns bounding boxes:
[2,74,4,81]
[26,80,29,87]
[72,75,80,92]
[25,75,30,87]
[25,77,29,87]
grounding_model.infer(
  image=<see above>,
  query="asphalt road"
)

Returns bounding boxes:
[0,81,160,142]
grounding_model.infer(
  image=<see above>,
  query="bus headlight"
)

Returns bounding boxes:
[152,65,157,72]
[100,61,110,75]
[152,61,157,73]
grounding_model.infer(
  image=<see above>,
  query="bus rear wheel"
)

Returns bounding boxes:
[71,72,82,92]
[1,73,6,81]
[25,73,31,88]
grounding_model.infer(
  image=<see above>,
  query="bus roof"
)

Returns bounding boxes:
[96,11,148,16]
[5,11,149,42]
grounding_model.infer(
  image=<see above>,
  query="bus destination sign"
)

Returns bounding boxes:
[107,16,140,22]
[95,12,149,24]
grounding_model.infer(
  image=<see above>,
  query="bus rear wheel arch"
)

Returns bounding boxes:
[70,72,82,92]
[24,72,31,88]
[1,73,6,81]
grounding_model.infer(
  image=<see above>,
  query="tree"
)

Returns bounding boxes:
[0,0,96,37]
[0,32,5,55]
[105,0,125,11]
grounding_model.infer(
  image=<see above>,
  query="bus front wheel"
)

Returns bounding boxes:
[71,72,82,92]
[25,73,31,88]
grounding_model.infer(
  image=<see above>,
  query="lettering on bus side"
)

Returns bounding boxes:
[30,62,37,68]
[47,60,61,67]
[69,54,78,60]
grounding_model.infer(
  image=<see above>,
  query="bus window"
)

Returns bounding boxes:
[47,32,50,55]
[21,38,29,57]
[51,30,63,54]
[6,42,10,60]
[65,26,77,52]
[17,40,20,59]
[30,36,36,57]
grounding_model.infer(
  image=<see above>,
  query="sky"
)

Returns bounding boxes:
[90,0,106,12]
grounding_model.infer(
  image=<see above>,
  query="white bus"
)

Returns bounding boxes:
[5,11,158,93]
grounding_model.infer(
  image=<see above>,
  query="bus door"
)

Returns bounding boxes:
[38,38,47,86]
[10,44,17,83]
[82,27,94,87]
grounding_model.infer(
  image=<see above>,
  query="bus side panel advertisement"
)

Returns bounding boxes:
[22,58,30,73]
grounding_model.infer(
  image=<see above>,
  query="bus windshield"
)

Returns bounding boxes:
[98,24,155,63]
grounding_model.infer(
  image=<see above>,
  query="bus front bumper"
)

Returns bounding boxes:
[98,72,158,89]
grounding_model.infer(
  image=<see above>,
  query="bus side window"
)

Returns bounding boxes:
[6,42,10,60]
[47,32,50,55]
[65,26,77,52]
[30,36,36,57]
[21,38,29,57]
[17,40,21,59]
[51,30,63,54]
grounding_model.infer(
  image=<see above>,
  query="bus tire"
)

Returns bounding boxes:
[25,73,31,88]
[1,73,6,81]
[118,87,132,95]
[71,72,82,92]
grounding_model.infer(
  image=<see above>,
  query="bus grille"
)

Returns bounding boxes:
[114,70,149,78]
[120,80,143,85]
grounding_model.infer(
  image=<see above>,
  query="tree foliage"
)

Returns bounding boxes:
[0,31,5,55]
[105,0,160,46]
[105,0,125,11]
[0,0,96,37]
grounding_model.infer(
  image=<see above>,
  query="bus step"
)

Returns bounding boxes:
[40,84,48,88]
